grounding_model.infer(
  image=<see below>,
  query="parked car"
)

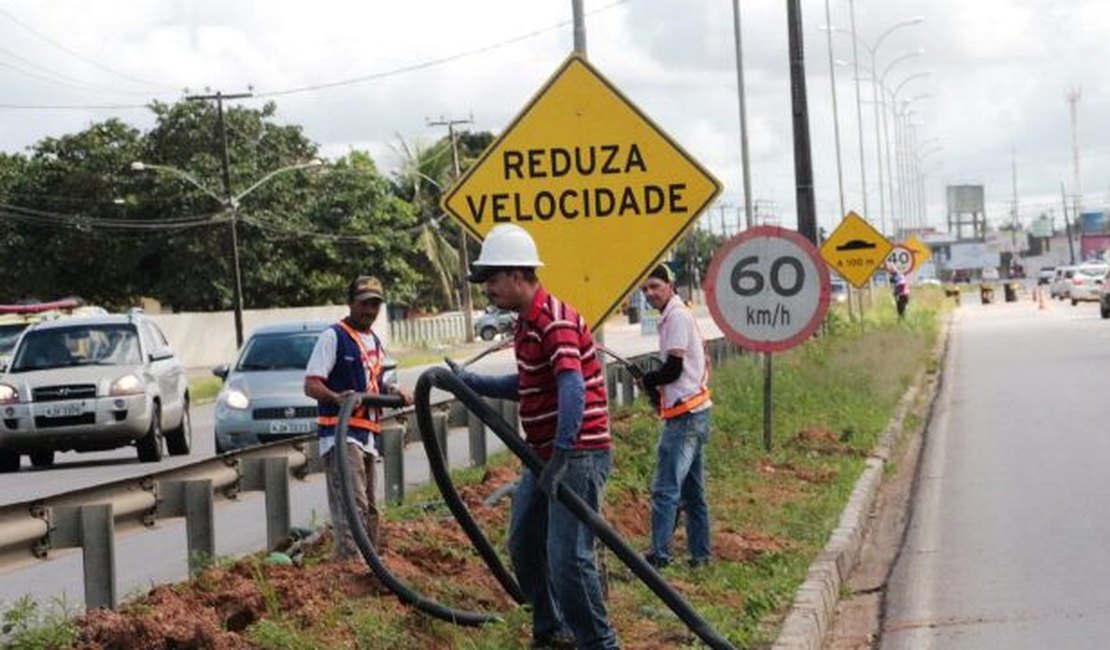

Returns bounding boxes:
[1051,266,1079,300]
[214,321,387,453]
[474,306,517,341]
[1037,266,1056,285]
[1069,263,1109,305]
[830,279,849,303]
[0,314,191,472]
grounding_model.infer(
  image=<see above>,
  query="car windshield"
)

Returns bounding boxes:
[1078,266,1107,276]
[237,331,320,371]
[0,323,28,357]
[10,324,141,372]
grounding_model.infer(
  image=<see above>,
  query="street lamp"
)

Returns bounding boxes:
[827,16,924,235]
[131,159,324,346]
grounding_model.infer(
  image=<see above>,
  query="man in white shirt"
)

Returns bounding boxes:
[638,264,713,569]
[304,275,410,560]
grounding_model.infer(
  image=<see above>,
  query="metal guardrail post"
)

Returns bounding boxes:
[240,457,291,550]
[433,411,449,466]
[468,409,487,467]
[499,399,519,434]
[156,478,215,570]
[381,424,405,505]
[606,366,619,402]
[620,367,635,406]
[51,504,116,610]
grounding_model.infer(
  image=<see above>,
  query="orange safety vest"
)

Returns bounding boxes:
[316,320,384,433]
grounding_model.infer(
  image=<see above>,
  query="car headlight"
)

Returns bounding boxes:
[223,389,250,410]
[0,383,18,405]
[109,374,144,396]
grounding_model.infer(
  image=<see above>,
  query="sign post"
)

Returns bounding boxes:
[706,226,830,449]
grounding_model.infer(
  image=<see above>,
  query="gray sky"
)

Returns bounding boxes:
[0,0,1104,235]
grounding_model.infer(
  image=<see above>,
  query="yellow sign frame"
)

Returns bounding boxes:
[820,212,894,288]
[441,54,722,328]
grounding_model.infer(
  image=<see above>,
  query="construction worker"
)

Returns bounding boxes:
[304,275,412,561]
[450,224,619,649]
[638,263,713,569]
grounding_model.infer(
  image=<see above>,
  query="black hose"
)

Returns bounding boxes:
[412,376,526,603]
[421,368,736,650]
[333,392,501,626]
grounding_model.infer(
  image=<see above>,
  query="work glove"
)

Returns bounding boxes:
[537,447,570,497]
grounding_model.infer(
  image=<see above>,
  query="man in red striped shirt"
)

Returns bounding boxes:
[451,224,619,649]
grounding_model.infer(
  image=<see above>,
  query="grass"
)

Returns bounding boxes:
[188,375,222,404]
[0,596,78,650]
[42,288,947,649]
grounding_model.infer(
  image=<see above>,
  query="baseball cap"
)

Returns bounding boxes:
[348,275,385,303]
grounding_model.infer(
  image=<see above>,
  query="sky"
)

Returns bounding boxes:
[0,0,1106,238]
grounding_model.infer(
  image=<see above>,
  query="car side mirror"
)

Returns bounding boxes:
[149,350,174,362]
[212,364,230,381]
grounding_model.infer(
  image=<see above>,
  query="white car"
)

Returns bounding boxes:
[0,314,191,471]
[1069,264,1109,305]
[1051,266,1079,300]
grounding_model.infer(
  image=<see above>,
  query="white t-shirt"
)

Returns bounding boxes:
[658,296,711,413]
[305,326,386,458]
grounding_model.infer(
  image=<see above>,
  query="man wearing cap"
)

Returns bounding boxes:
[304,275,411,560]
[639,263,712,569]
[450,224,619,649]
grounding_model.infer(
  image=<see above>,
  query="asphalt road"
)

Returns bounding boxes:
[883,297,1110,649]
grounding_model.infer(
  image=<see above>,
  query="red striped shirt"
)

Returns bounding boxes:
[515,286,611,459]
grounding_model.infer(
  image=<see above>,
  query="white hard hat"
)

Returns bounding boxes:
[468,224,544,282]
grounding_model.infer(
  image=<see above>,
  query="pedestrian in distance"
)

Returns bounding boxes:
[448,223,620,650]
[304,275,412,561]
[888,264,911,320]
[637,264,713,570]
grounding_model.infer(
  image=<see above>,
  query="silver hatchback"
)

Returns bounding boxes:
[0,314,191,471]
[213,321,328,453]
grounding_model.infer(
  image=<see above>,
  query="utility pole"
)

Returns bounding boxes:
[428,115,476,342]
[732,0,755,230]
[1010,146,1019,257]
[1061,181,1077,265]
[786,0,819,243]
[1068,88,1082,218]
[187,89,253,348]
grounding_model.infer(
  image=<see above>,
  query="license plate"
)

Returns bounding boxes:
[42,401,84,418]
[269,420,312,435]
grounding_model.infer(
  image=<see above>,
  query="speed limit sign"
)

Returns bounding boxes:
[705,226,830,353]
[887,245,915,274]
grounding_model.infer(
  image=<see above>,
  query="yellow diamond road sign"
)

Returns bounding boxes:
[820,212,894,288]
[904,235,932,269]
[441,54,722,329]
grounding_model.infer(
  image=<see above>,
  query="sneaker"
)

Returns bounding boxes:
[643,551,671,569]
[688,556,711,569]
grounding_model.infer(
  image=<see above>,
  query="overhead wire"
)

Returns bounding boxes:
[0,6,175,91]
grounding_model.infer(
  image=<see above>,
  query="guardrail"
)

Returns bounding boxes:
[0,338,742,611]
[389,313,469,346]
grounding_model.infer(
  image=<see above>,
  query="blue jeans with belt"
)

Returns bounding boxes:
[508,448,619,649]
[649,409,711,564]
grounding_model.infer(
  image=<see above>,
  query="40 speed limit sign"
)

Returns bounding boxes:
[705,226,830,353]
[887,245,915,274]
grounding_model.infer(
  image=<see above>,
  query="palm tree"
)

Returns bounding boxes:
[391,137,462,310]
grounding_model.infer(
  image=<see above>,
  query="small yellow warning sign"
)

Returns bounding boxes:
[820,212,894,288]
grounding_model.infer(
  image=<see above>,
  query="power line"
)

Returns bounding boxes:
[0,6,175,91]
[0,44,155,97]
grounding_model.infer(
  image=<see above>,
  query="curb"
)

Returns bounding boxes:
[772,317,951,650]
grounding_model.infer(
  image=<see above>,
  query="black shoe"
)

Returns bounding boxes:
[643,551,670,569]
[531,633,576,649]
[688,556,711,569]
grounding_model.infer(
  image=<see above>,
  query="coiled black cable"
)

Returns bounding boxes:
[333,392,502,626]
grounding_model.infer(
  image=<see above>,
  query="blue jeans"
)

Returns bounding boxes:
[650,409,711,563]
[509,449,619,649]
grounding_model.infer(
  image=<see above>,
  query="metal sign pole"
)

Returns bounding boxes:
[763,352,773,451]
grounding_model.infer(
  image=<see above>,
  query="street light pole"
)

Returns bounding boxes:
[186,90,253,347]
[847,0,869,220]
[732,0,755,230]
[132,158,322,347]
[878,51,923,236]
[821,0,846,221]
